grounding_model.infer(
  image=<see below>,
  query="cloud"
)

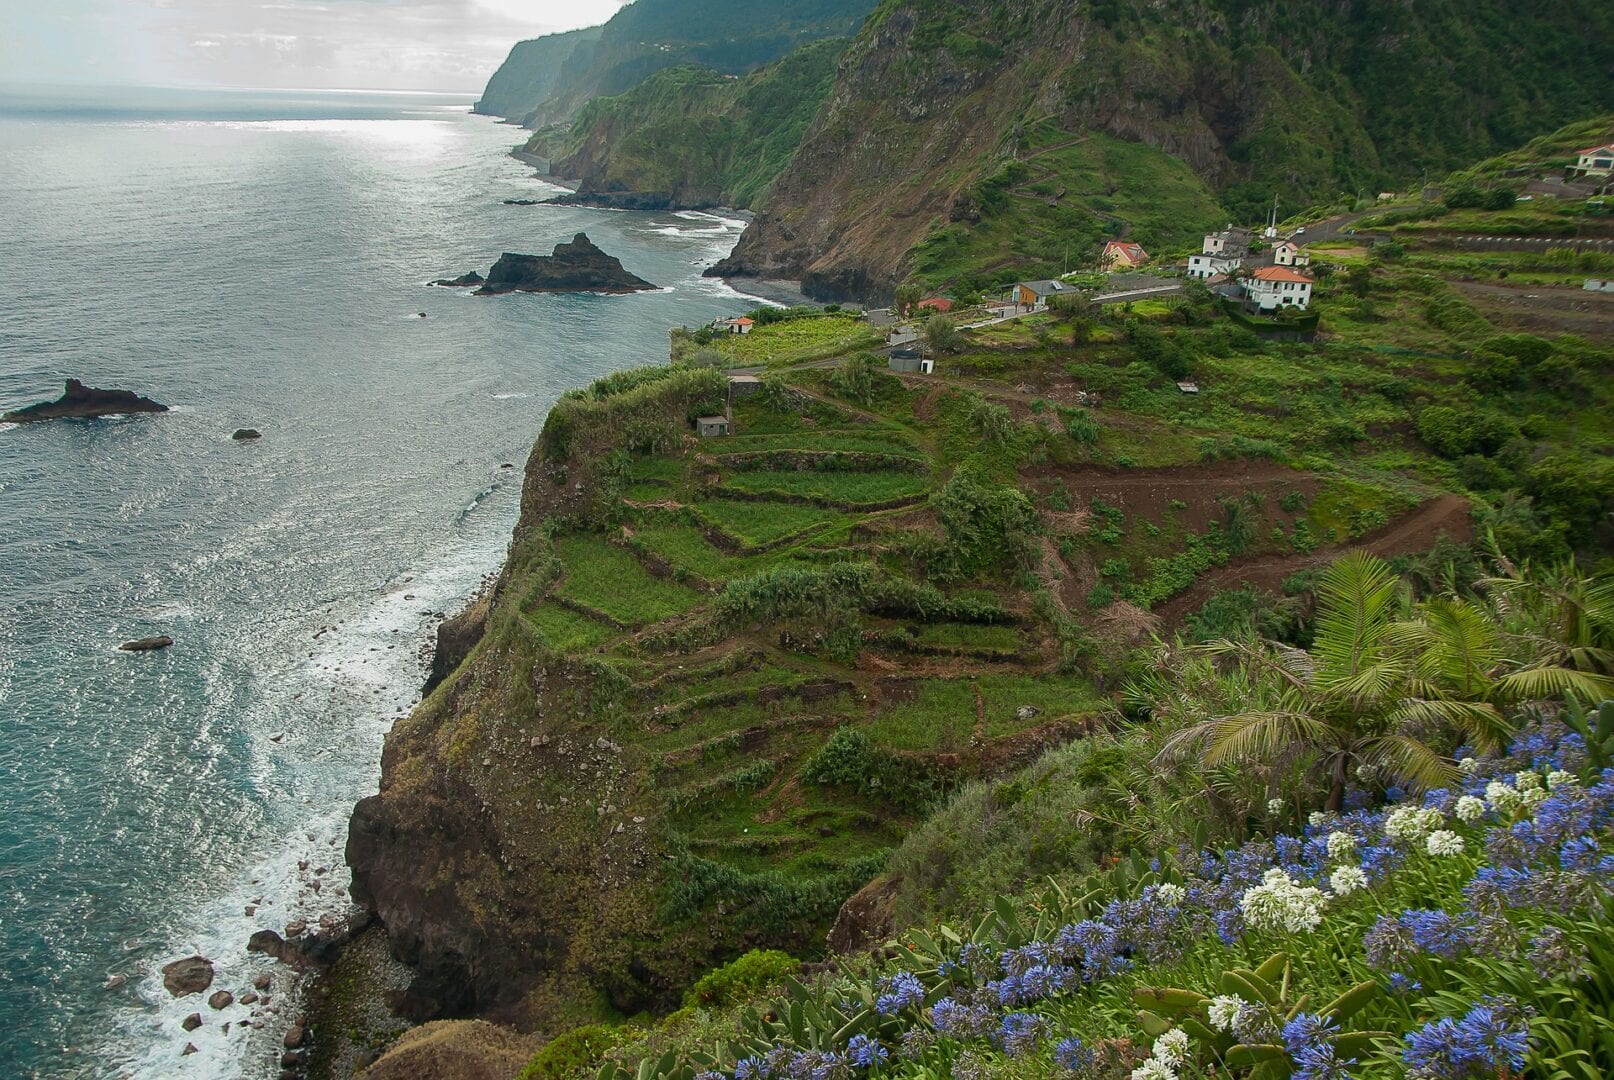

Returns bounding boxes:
[10,0,632,91]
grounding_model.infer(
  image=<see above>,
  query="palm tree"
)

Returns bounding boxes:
[1153,552,1510,811]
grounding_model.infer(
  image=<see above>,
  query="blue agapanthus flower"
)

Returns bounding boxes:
[844,1034,887,1069]
[875,971,925,1015]
[1053,1035,1092,1072]
[1403,997,1531,1078]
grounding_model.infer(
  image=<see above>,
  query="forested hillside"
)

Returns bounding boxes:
[539,41,848,211]
[710,0,1614,299]
[482,0,873,129]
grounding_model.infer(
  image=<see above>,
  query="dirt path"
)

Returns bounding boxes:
[1153,493,1472,627]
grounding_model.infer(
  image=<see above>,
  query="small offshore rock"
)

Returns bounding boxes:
[254,973,272,990]
[285,919,306,937]
[120,635,174,652]
[181,1043,198,1057]
[181,1013,202,1032]
[161,956,214,997]
[283,1024,306,1049]
[208,990,234,1010]
[232,428,261,440]
[240,991,259,1006]
[102,974,126,990]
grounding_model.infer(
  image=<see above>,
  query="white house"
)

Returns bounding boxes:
[1272,240,1310,268]
[1573,143,1614,177]
[1187,226,1252,279]
[1242,266,1314,311]
[713,316,754,335]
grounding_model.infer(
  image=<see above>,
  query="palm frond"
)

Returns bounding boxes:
[1202,710,1332,766]
[1356,734,1457,793]
[1312,550,1401,680]
[1385,698,1512,754]
[1493,665,1614,704]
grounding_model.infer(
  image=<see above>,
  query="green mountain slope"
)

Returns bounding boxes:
[476,0,874,128]
[473,26,601,120]
[709,0,1614,299]
[539,40,848,211]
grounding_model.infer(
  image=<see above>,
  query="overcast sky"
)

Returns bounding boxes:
[0,0,629,93]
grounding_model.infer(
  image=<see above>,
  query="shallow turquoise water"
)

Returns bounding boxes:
[0,85,754,1078]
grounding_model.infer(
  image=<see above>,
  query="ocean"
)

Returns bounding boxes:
[0,84,757,1078]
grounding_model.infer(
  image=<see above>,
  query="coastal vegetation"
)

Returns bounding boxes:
[355,47,1614,1076]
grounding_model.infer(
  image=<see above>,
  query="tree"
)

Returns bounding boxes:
[924,315,962,354]
[1152,552,1506,811]
[1049,290,1094,346]
[893,281,922,320]
[1345,265,1373,298]
[1148,552,1614,811]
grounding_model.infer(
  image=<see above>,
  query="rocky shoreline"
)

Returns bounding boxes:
[432,232,656,295]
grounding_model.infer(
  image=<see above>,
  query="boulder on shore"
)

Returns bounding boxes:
[209,989,235,1010]
[2,379,168,423]
[471,233,656,295]
[161,955,214,998]
[121,635,174,652]
[232,428,261,441]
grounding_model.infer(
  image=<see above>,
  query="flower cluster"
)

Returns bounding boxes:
[1240,868,1326,933]
[1403,997,1531,1079]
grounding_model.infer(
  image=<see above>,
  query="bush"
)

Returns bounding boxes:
[1055,406,1099,445]
[518,1025,620,1080]
[924,315,963,354]
[683,949,799,1009]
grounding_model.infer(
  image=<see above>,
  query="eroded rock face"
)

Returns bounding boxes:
[161,956,214,997]
[473,234,656,295]
[362,1020,540,1080]
[422,594,489,696]
[3,379,169,423]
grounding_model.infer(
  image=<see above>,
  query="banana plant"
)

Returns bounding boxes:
[1134,952,1393,1078]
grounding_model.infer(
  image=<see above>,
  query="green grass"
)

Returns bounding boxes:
[631,522,793,581]
[717,430,923,457]
[694,499,856,548]
[525,602,620,653]
[713,314,883,366]
[721,469,930,506]
[911,621,1021,652]
[553,534,704,626]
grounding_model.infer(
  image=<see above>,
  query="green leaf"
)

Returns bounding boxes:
[1322,980,1381,1023]
[1134,986,1209,1017]
[1222,969,1277,1006]
[1252,952,1289,986]
[1225,1043,1286,1067]
[1332,1031,1395,1059]
[1137,1009,1172,1038]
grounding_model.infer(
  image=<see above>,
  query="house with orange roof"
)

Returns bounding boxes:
[917,297,954,314]
[1100,239,1149,270]
[1240,265,1314,311]
[1573,143,1614,178]
[714,315,755,334]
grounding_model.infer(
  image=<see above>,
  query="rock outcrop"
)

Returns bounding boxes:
[121,635,174,652]
[232,428,262,440]
[430,271,484,288]
[161,956,214,997]
[3,379,168,423]
[474,234,656,295]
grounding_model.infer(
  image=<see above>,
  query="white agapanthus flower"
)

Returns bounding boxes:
[1326,831,1357,860]
[1455,795,1486,824]
[1515,770,1543,792]
[1241,868,1326,933]
[1154,882,1185,907]
[1522,785,1550,811]
[1355,763,1378,782]
[1330,866,1369,896]
[1425,830,1466,857]
[1152,1029,1191,1067]
[1457,756,1480,775]
[1268,797,1286,817]
[1385,805,1445,843]
[1131,1058,1178,1080]
[1485,780,1522,814]
[1547,769,1577,790]
[1308,811,1328,828]
[1207,994,1246,1033]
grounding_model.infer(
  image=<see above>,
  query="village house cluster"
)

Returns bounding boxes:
[1187,223,1315,311]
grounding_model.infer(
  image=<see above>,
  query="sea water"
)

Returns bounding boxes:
[0,84,758,1078]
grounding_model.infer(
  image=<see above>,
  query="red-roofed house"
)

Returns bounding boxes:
[917,297,954,314]
[1574,144,1614,177]
[1101,239,1150,270]
[715,316,755,334]
[1241,265,1314,311]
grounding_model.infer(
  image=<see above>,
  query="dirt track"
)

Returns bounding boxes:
[1153,493,1472,626]
[1451,281,1614,342]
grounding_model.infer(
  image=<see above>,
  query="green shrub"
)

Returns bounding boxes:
[683,949,799,1009]
[518,1024,620,1080]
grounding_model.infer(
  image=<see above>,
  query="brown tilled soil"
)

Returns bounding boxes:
[1451,281,1614,342]
[1028,461,1317,533]
[1154,493,1472,626]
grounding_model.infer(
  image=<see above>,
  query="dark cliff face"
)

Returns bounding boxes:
[475,234,657,295]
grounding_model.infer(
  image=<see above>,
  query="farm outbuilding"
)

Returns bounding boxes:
[696,416,730,437]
